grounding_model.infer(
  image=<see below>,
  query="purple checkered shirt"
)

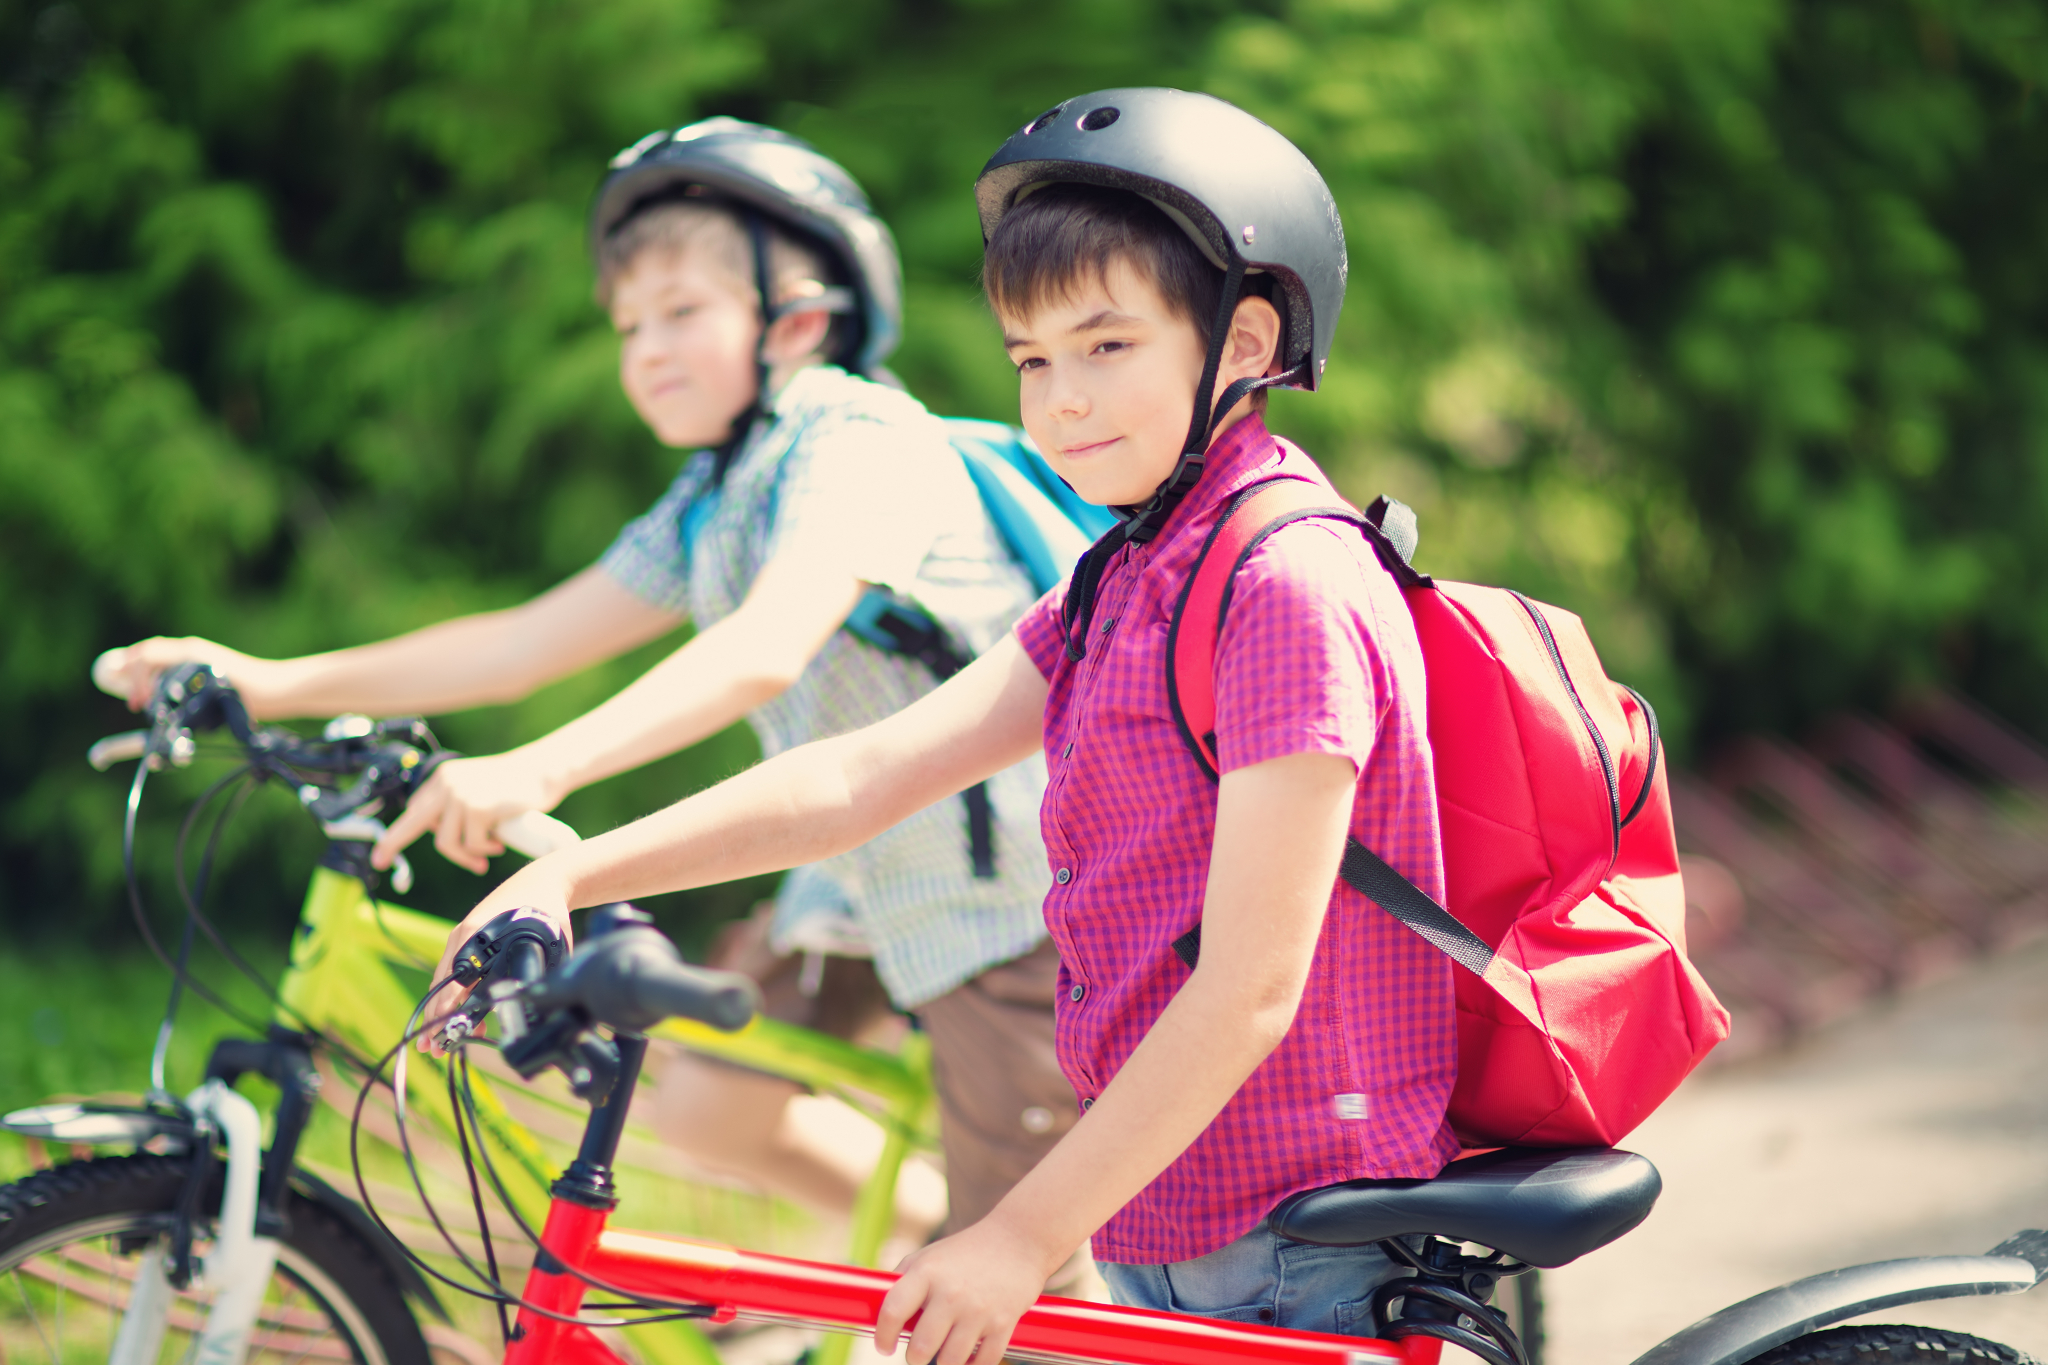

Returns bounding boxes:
[1015,414,1459,1265]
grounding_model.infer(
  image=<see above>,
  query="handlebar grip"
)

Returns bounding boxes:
[498,936,550,988]
[91,649,126,698]
[496,810,580,860]
[88,732,149,771]
[622,953,760,1034]
[535,926,759,1034]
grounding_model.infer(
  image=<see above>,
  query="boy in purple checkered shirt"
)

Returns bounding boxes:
[441,89,1456,1362]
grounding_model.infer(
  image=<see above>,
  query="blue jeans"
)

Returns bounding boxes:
[1100,1225,1410,1337]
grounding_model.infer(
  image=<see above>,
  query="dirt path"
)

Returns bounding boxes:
[1543,934,2048,1363]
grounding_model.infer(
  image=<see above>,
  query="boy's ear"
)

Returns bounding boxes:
[764,306,834,367]
[1225,295,1284,379]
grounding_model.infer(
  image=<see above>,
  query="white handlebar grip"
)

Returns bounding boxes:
[496,810,581,860]
[91,649,127,698]
[87,732,150,771]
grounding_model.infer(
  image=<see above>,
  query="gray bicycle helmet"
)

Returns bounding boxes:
[593,117,902,376]
[976,88,1346,397]
[977,89,1350,659]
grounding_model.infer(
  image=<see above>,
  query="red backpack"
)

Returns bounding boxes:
[1168,470,1730,1148]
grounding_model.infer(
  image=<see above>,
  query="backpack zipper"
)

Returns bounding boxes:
[1508,590,1620,867]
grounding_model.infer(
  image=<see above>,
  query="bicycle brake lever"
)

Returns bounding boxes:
[318,815,413,894]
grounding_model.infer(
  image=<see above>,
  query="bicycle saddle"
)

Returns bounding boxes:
[1267,1146,1661,1268]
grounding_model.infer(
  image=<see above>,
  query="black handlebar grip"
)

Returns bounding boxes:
[498,936,549,988]
[617,948,760,1033]
[533,925,759,1034]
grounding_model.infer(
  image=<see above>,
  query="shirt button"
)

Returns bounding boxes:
[1081,1097,1095,1111]
[1054,867,1072,885]
[1070,984,1086,1003]
[1062,741,1074,759]
[1100,617,1115,635]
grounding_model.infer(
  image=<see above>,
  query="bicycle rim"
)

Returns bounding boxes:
[0,1209,390,1364]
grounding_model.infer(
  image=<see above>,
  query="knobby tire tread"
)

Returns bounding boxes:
[1754,1324,2039,1365]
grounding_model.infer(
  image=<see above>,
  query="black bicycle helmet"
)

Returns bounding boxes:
[976,88,1346,398]
[593,117,903,376]
[976,89,1349,657]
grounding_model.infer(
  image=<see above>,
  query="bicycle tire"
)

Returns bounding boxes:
[1751,1324,2039,1365]
[0,1152,432,1365]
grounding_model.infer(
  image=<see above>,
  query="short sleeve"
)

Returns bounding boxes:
[1013,586,1068,679]
[597,460,710,614]
[768,415,951,593]
[1211,520,1381,776]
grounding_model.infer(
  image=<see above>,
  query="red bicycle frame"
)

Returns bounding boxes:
[480,1007,1440,1365]
[506,1193,1442,1365]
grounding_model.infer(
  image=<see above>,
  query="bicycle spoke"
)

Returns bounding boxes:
[14,1265,59,1362]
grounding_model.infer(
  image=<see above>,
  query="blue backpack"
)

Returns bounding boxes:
[840,418,1115,878]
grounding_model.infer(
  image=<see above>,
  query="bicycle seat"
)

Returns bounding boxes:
[1267,1147,1661,1268]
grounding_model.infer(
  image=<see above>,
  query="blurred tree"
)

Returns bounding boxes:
[2,0,2045,943]
[0,0,765,936]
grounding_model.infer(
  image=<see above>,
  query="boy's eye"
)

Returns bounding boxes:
[670,304,697,320]
[1013,356,1046,373]
[1092,340,1128,356]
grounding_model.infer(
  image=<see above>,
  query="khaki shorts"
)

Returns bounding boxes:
[706,908,1074,1233]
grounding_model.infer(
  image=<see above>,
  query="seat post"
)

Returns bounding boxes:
[1372,1236,1530,1365]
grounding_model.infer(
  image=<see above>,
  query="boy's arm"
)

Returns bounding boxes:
[425,634,1051,992]
[874,750,1359,1365]
[373,530,877,872]
[98,567,680,719]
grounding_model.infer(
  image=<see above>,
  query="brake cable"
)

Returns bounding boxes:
[125,760,271,1040]
[347,1001,708,1327]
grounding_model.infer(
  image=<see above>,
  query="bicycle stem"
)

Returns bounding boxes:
[551,1032,647,1210]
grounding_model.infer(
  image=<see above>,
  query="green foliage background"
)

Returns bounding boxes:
[3,0,2045,946]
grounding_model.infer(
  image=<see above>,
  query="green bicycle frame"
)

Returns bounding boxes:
[278,864,938,1365]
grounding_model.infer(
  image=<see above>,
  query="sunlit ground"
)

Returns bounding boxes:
[1547,932,2048,1364]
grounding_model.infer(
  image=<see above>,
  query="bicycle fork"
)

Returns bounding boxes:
[111,1034,324,1365]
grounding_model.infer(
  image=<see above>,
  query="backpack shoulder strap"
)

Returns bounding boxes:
[1166,476,1426,780]
[1163,477,1492,978]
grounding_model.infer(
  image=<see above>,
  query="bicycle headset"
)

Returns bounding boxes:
[973,88,1350,654]
[592,117,906,479]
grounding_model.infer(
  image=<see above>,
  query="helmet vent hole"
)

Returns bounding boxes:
[1079,106,1121,132]
[1027,105,1066,135]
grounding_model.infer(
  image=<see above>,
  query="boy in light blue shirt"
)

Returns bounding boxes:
[102,119,1075,1248]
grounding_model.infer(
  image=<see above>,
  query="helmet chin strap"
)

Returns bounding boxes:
[707,210,779,488]
[1060,259,1300,662]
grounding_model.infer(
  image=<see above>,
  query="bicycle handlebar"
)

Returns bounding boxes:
[528,921,759,1036]
[496,811,580,859]
[86,666,582,865]
[89,731,149,771]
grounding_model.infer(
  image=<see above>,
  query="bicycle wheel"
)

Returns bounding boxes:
[1751,1324,2039,1365]
[0,1152,432,1365]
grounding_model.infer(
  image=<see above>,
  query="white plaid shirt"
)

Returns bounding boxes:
[600,366,1052,1007]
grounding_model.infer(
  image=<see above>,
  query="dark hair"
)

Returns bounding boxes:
[981,182,1229,340]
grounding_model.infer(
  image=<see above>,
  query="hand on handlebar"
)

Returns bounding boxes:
[94,637,270,714]
[372,752,568,875]
[424,873,576,1053]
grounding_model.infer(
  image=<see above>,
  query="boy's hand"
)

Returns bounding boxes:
[376,753,565,875]
[95,637,269,712]
[422,871,574,1052]
[874,1218,1059,1365]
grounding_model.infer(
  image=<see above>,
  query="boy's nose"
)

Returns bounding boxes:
[1044,366,1090,420]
